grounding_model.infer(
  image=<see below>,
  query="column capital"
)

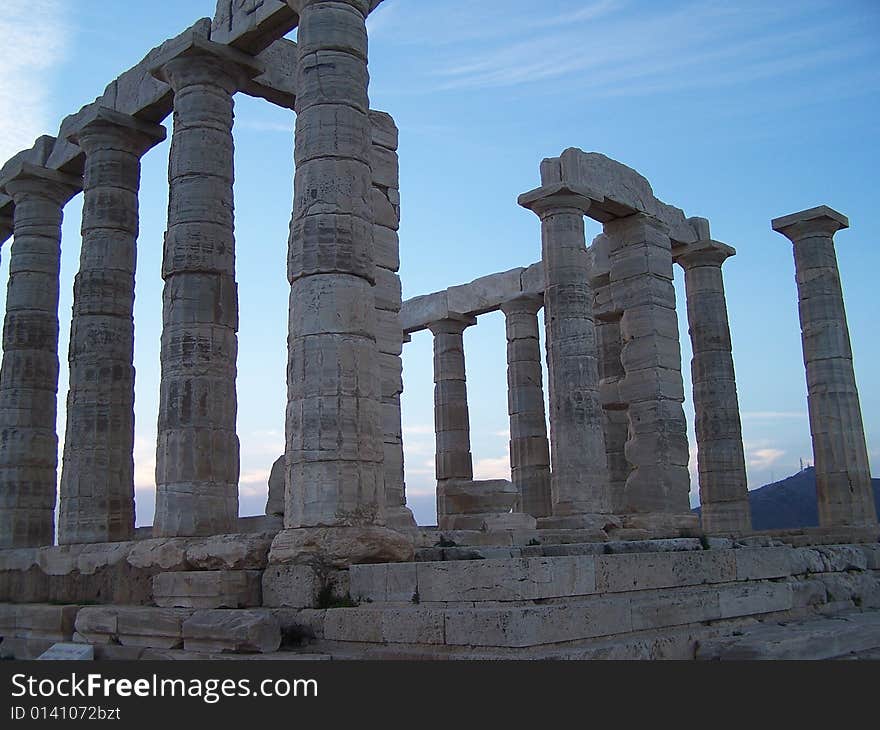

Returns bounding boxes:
[428,314,477,336]
[500,294,544,317]
[1,161,81,205]
[149,35,263,91]
[287,0,382,18]
[772,205,849,242]
[675,239,736,269]
[66,106,166,156]
[518,182,593,219]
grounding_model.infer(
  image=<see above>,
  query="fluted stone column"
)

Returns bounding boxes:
[371,110,416,529]
[604,213,691,519]
[772,206,877,528]
[0,162,79,548]
[429,316,476,520]
[519,184,611,526]
[677,240,750,534]
[57,108,166,545]
[285,0,387,530]
[501,296,551,518]
[150,40,259,537]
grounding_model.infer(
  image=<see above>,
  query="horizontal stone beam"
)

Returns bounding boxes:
[401,262,543,334]
[539,148,705,245]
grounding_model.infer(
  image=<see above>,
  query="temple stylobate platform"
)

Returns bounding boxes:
[0,0,877,661]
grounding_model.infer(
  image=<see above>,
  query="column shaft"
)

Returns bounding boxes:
[679,242,750,533]
[430,318,474,519]
[370,110,415,529]
[604,213,690,515]
[58,110,165,544]
[773,207,876,528]
[0,165,78,548]
[286,1,385,528]
[153,53,242,537]
[501,297,551,518]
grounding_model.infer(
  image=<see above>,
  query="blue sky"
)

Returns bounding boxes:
[0,0,877,527]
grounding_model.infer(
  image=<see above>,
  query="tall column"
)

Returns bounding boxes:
[150,40,259,537]
[677,240,750,534]
[371,110,416,529]
[0,162,79,548]
[58,108,166,545]
[501,296,551,518]
[591,233,631,512]
[604,213,691,517]
[285,0,386,530]
[519,184,611,526]
[772,206,876,528]
[429,316,476,521]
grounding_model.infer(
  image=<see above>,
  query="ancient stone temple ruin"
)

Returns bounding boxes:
[0,1,878,660]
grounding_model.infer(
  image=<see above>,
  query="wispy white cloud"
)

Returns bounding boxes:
[0,0,70,163]
[473,455,510,481]
[747,447,786,470]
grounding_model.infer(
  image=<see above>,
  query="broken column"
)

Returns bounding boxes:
[603,213,692,521]
[772,206,877,528]
[429,316,476,521]
[518,183,612,527]
[370,110,416,529]
[500,295,551,518]
[150,38,260,537]
[280,0,409,560]
[676,239,750,534]
[58,107,166,545]
[0,162,79,548]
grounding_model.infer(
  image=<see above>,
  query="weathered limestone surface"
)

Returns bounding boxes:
[676,239,750,533]
[519,183,611,523]
[284,0,387,532]
[0,162,80,548]
[435,479,536,531]
[0,603,80,641]
[772,206,876,529]
[603,213,690,515]
[75,605,192,649]
[501,296,551,518]
[153,570,262,608]
[371,110,415,529]
[151,38,260,537]
[590,234,631,512]
[429,317,476,515]
[0,534,274,605]
[58,108,166,546]
[265,455,285,517]
[183,608,281,653]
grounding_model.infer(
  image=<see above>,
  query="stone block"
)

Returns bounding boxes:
[152,570,262,609]
[717,581,793,619]
[734,547,795,581]
[183,609,281,653]
[596,550,736,593]
[630,586,720,631]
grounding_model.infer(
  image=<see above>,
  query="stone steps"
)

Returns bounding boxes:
[321,580,794,649]
[695,610,880,660]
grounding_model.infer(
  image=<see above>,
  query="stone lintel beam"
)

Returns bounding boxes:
[212,1,299,54]
[1,162,81,200]
[772,205,849,239]
[149,34,265,85]
[400,262,543,334]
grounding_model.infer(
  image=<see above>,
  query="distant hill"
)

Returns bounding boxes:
[694,467,880,531]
